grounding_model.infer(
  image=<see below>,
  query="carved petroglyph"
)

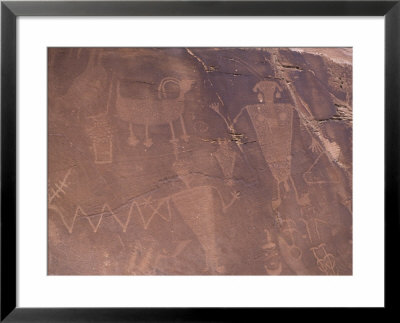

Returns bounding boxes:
[338,191,352,214]
[303,152,340,184]
[175,186,238,272]
[49,203,113,234]
[127,239,192,275]
[277,235,308,275]
[298,101,344,181]
[273,210,283,230]
[62,52,117,164]
[137,196,173,229]
[207,103,249,157]
[127,239,158,275]
[115,77,195,153]
[135,240,158,275]
[48,168,73,204]
[280,219,302,260]
[299,209,331,244]
[127,241,143,274]
[193,120,209,133]
[49,48,352,275]
[212,138,238,186]
[209,103,232,131]
[245,80,294,210]
[85,114,113,164]
[158,240,192,259]
[84,204,112,233]
[49,204,79,235]
[270,50,347,179]
[170,160,239,273]
[207,78,306,212]
[262,229,282,275]
[277,220,309,275]
[295,95,341,161]
[310,243,337,275]
[172,186,228,273]
[48,181,239,237]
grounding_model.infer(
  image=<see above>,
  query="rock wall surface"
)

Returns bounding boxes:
[48,48,352,275]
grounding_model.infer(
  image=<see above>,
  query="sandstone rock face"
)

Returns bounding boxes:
[48,48,352,275]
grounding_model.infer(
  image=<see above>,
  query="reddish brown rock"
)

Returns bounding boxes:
[48,48,352,275]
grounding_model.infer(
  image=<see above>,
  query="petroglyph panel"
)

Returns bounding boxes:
[48,48,352,275]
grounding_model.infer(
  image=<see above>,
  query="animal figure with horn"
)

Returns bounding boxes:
[116,76,195,150]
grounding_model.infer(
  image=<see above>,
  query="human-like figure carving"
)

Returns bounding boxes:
[310,243,337,275]
[48,168,73,205]
[277,219,309,274]
[212,138,238,186]
[169,159,240,274]
[85,114,113,164]
[262,229,282,275]
[245,80,302,213]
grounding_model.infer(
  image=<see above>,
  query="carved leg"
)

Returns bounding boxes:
[169,121,178,143]
[271,179,282,210]
[288,175,312,208]
[169,121,179,160]
[128,123,139,147]
[180,115,190,142]
[143,123,153,148]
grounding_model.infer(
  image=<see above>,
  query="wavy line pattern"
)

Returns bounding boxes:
[49,186,235,234]
[49,199,172,234]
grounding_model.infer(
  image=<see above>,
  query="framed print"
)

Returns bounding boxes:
[1,0,399,321]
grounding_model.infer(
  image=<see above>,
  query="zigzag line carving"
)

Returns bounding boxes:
[49,198,172,234]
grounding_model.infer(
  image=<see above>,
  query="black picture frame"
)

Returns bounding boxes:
[1,1,399,321]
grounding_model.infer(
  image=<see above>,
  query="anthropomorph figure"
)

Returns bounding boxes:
[244,80,310,215]
[245,80,293,209]
[170,159,239,274]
